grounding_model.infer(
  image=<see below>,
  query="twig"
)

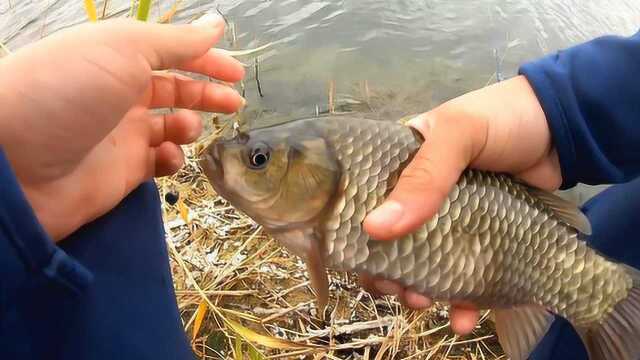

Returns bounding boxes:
[230,22,237,48]
[328,80,335,113]
[216,5,229,25]
[219,42,275,58]
[265,349,316,359]
[255,57,264,97]
[101,0,109,19]
[261,301,314,323]
[305,316,396,339]
[175,290,256,296]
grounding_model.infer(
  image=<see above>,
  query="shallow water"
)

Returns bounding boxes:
[2,1,639,114]
[1,0,638,199]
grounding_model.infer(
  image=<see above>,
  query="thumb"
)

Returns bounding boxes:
[363,113,472,241]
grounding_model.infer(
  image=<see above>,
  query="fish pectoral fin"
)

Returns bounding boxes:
[527,187,592,235]
[491,306,555,360]
[304,241,329,319]
[272,229,330,319]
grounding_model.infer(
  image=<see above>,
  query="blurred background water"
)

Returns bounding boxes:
[1,0,638,201]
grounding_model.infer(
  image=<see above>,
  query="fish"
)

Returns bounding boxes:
[200,115,640,360]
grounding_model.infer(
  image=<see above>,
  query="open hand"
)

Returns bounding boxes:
[0,15,245,241]
[361,75,558,335]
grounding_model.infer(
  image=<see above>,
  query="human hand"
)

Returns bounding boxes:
[360,75,558,335]
[0,15,245,242]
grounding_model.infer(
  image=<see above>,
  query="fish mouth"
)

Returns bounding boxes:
[200,133,249,196]
[200,141,226,192]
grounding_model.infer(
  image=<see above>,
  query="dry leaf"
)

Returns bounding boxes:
[225,318,322,350]
[179,199,190,223]
[192,299,208,341]
[158,0,181,23]
[83,0,98,22]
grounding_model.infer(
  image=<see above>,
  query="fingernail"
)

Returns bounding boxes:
[407,113,433,141]
[367,201,404,234]
[407,113,426,127]
[239,97,247,108]
[193,13,224,28]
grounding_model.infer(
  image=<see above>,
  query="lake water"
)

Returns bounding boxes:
[1,0,638,200]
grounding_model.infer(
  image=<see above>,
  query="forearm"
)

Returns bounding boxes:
[520,29,640,188]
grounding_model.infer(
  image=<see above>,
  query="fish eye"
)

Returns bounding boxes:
[248,143,271,169]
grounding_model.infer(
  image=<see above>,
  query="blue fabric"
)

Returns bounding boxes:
[519,30,640,189]
[0,148,194,359]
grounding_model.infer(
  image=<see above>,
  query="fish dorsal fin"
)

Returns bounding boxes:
[272,229,329,319]
[527,188,592,235]
[492,306,555,360]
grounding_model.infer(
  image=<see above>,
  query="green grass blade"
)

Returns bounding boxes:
[136,0,152,21]
[128,0,136,17]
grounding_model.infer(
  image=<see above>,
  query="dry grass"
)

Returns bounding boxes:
[73,2,506,358]
[156,106,504,359]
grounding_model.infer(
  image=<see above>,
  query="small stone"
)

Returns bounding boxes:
[164,191,179,205]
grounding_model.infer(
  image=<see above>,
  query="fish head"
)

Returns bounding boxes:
[200,122,341,234]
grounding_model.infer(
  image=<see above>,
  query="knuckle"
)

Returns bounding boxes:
[399,153,437,189]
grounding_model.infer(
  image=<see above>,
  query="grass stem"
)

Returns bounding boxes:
[136,0,152,21]
[255,58,264,97]
[83,0,98,22]
[101,0,109,19]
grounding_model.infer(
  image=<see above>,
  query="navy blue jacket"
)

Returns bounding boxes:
[0,150,194,359]
[520,29,640,188]
[1,30,640,359]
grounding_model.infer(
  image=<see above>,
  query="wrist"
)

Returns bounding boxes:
[17,180,87,242]
[428,75,559,185]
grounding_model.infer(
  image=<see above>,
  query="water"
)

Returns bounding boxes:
[1,0,639,199]
[2,1,639,115]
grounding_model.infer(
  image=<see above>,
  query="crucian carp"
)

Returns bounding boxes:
[201,116,640,360]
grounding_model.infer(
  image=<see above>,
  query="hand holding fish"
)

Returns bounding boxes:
[362,75,560,335]
[0,15,245,241]
[202,71,640,359]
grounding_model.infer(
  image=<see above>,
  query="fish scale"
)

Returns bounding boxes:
[203,115,640,359]
[317,117,628,326]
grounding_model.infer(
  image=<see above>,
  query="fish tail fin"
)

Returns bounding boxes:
[579,264,640,360]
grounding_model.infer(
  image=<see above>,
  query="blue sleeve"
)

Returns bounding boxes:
[519,30,640,189]
[0,147,93,313]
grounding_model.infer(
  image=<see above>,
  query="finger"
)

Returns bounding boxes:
[449,304,480,336]
[147,73,245,112]
[149,110,203,147]
[153,142,185,177]
[363,112,472,241]
[402,289,433,310]
[374,279,404,296]
[358,273,382,297]
[99,14,227,71]
[180,48,245,83]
